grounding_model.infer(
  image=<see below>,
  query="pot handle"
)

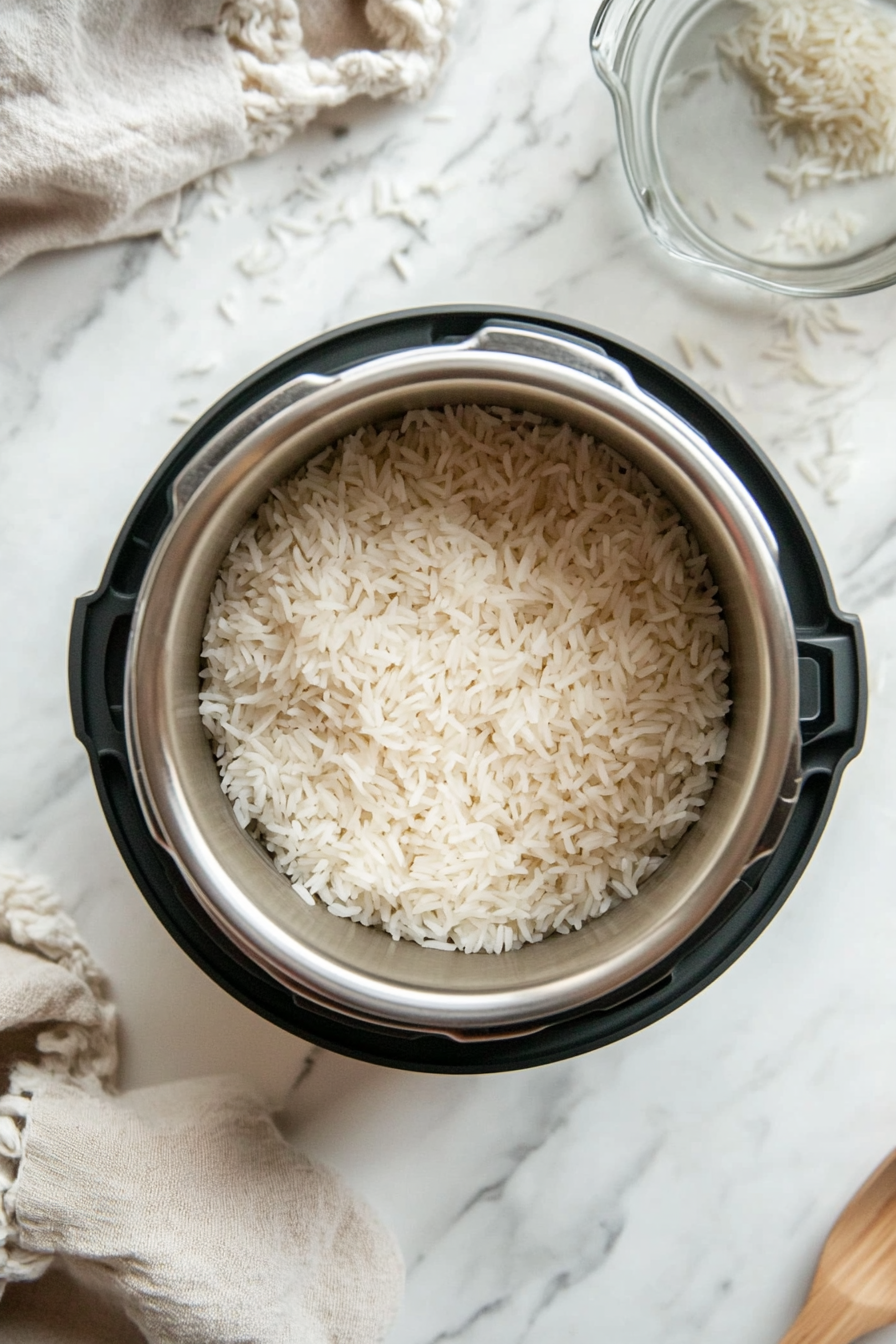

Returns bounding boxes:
[170,373,335,517]
[797,629,866,774]
[466,321,643,399]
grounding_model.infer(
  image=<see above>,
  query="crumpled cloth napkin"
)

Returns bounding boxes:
[0,0,458,277]
[0,870,404,1344]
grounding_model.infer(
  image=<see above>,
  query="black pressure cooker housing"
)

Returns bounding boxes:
[69,306,866,1073]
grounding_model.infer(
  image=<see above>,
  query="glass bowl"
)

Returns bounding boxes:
[590,0,896,297]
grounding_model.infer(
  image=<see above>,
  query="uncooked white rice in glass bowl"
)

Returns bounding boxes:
[591,0,896,295]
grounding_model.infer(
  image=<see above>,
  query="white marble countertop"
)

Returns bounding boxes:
[3,1,896,1340]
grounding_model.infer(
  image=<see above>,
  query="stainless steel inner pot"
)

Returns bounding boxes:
[126,323,801,1039]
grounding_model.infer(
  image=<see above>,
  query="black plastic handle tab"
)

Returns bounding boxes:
[70,588,135,759]
[796,620,866,775]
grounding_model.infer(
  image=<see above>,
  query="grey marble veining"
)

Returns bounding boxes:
[2,0,896,1339]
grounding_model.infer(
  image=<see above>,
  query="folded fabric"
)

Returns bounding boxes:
[0,870,404,1344]
[0,1263,146,1344]
[0,0,458,277]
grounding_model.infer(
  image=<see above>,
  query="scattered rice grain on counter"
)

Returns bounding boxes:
[200,407,730,953]
[180,356,220,376]
[218,295,240,324]
[718,0,896,196]
[161,227,184,258]
[389,250,413,281]
[271,216,317,238]
[237,241,284,277]
[760,299,862,386]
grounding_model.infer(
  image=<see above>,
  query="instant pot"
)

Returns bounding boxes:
[69,307,866,1072]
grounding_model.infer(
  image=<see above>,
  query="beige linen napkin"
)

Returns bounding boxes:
[0,0,458,277]
[0,870,403,1344]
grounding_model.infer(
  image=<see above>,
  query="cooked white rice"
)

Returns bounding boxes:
[718,0,896,197]
[199,406,730,954]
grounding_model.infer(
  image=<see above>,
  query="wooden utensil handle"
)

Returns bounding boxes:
[779,1285,880,1344]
